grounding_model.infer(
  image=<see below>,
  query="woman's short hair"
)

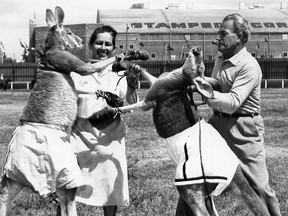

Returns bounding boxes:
[222,13,250,44]
[89,25,118,48]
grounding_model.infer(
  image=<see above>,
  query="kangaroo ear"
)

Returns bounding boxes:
[55,6,65,27]
[46,9,56,28]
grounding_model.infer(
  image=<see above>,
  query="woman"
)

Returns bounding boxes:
[70,25,140,216]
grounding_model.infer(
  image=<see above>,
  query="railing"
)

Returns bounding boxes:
[9,81,32,90]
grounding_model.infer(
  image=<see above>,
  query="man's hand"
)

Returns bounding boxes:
[193,77,214,99]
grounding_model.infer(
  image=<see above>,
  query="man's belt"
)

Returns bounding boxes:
[214,111,259,118]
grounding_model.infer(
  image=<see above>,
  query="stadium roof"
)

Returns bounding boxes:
[97,9,288,34]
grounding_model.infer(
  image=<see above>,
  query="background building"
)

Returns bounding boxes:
[30,2,288,61]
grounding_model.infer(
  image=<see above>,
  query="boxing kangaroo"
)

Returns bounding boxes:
[0,6,117,216]
[109,48,271,215]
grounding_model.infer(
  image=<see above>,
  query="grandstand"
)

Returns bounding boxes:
[29,2,288,61]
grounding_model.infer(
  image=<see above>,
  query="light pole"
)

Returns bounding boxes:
[126,23,129,52]
[0,41,4,63]
[265,34,270,57]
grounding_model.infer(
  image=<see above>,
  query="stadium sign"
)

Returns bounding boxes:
[130,22,288,29]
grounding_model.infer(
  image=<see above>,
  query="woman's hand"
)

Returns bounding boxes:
[126,64,142,89]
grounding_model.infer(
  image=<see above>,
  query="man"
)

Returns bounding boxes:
[0,73,7,91]
[203,13,281,215]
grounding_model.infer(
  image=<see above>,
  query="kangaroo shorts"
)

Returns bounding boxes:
[2,122,83,197]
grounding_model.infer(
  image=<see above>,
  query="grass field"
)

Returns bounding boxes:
[0,88,287,215]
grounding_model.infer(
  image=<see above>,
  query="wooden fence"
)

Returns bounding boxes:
[0,58,288,89]
[137,58,288,79]
[0,63,37,82]
[137,58,288,88]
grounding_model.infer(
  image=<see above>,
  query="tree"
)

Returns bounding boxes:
[19,38,32,62]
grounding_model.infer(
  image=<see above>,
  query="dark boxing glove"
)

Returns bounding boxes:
[124,50,149,61]
[88,107,120,129]
[95,90,124,107]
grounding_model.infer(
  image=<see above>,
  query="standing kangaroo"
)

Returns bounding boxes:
[110,48,271,216]
[0,6,116,216]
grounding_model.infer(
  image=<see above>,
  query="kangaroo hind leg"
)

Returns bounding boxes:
[177,184,218,216]
[0,176,24,216]
[56,187,77,216]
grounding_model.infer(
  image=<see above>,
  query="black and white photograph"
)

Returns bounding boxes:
[0,0,287,215]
